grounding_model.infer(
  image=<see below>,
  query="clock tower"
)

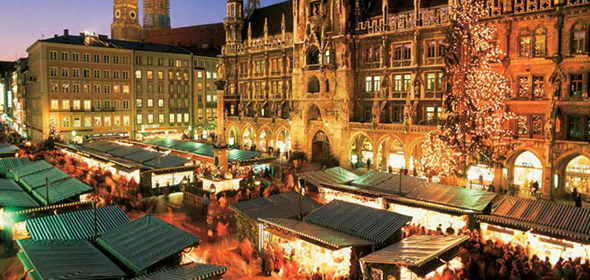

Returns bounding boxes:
[111,0,141,41]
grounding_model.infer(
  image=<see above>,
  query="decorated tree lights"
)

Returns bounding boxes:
[46,119,61,149]
[420,0,515,179]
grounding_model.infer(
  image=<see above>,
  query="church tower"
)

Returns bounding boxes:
[111,0,141,41]
[143,0,171,32]
[224,0,244,44]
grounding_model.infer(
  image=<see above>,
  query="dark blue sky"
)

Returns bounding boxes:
[0,0,284,61]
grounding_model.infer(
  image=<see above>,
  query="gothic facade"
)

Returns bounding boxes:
[220,0,590,200]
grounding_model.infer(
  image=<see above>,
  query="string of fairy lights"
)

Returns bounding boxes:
[420,0,516,178]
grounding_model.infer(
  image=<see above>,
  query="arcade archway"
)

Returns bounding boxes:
[350,134,374,169]
[258,128,270,152]
[276,129,291,156]
[243,126,255,150]
[565,155,590,197]
[512,151,543,193]
[312,131,330,162]
[227,125,239,148]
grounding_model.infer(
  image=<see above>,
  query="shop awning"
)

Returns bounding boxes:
[389,182,497,214]
[12,160,53,177]
[83,141,120,153]
[129,263,228,280]
[66,144,151,171]
[260,217,376,249]
[477,196,590,243]
[141,138,263,163]
[144,155,189,169]
[124,150,162,163]
[299,167,359,187]
[97,215,200,275]
[0,178,39,208]
[0,142,18,154]
[360,235,469,266]
[20,168,70,189]
[0,157,30,174]
[26,205,130,240]
[230,191,322,221]
[322,172,426,198]
[17,239,127,280]
[108,145,145,157]
[304,200,412,246]
[228,149,261,162]
[31,178,93,205]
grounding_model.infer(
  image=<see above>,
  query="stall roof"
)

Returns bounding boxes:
[17,239,127,280]
[305,200,412,246]
[478,196,590,242]
[108,145,145,157]
[97,215,200,275]
[13,160,53,177]
[0,142,19,154]
[130,263,228,280]
[141,138,263,162]
[260,217,376,249]
[0,157,30,173]
[144,155,189,169]
[20,168,70,189]
[0,179,40,208]
[123,149,162,163]
[84,141,120,152]
[299,167,359,187]
[68,144,152,170]
[26,205,130,240]
[360,235,469,267]
[394,182,497,214]
[32,178,93,205]
[351,170,395,187]
[230,191,322,221]
[228,149,262,162]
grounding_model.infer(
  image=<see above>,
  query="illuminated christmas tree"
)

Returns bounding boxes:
[420,0,515,178]
[46,119,60,149]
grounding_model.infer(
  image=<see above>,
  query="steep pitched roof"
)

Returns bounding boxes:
[144,23,225,55]
[245,0,293,38]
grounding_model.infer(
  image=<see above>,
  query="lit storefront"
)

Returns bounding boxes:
[318,187,384,209]
[259,200,411,280]
[467,164,495,190]
[565,155,590,197]
[388,203,468,232]
[361,235,468,280]
[199,176,242,194]
[513,151,543,192]
[351,135,374,169]
[275,130,291,156]
[478,196,590,264]
[480,223,590,265]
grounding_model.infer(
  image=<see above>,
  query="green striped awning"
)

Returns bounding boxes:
[130,263,228,280]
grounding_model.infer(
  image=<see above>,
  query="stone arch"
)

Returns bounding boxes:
[554,151,590,198]
[306,103,322,121]
[408,138,425,174]
[242,125,256,150]
[349,132,375,170]
[307,76,320,93]
[311,130,330,163]
[306,45,320,65]
[257,125,272,152]
[505,149,545,194]
[274,127,291,156]
[227,124,240,148]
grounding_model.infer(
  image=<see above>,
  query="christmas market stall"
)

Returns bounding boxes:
[58,141,194,192]
[360,235,469,280]
[0,142,18,158]
[258,200,413,279]
[230,191,322,252]
[315,170,425,209]
[15,208,227,280]
[387,182,497,232]
[477,196,590,264]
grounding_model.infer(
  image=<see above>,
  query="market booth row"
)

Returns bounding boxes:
[58,141,194,193]
[15,205,228,280]
[258,200,413,279]
[360,235,469,280]
[477,195,590,264]
[300,168,498,232]
[230,191,323,252]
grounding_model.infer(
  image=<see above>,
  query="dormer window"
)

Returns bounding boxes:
[310,1,321,16]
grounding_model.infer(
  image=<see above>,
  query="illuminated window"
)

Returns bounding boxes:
[533,27,546,57]
[84,100,91,110]
[136,99,142,108]
[50,99,59,110]
[123,116,130,125]
[84,117,91,127]
[169,113,175,123]
[104,116,111,126]
[518,28,532,58]
[136,114,143,124]
[158,114,164,123]
[572,21,587,54]
[147,114,154,124]
[147,99,153,108]
[114,116,121,126]
[158,99,164,107]
[73,100,81,110]
[147,71,153,80]
[62,99,70,110]
[158,71,164,80]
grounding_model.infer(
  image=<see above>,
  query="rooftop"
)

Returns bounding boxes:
[230,191,322,221]
[245,0,293,38]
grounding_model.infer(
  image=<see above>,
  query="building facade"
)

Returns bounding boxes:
[24,31,201,143]
[132,49,192,139]
[220,0,590,200]
[192,55,220,140]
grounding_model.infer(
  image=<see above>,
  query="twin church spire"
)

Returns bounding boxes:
[111,0,171,42]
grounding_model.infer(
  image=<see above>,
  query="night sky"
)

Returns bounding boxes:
[0,0,284,61]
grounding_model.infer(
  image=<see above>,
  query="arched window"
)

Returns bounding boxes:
[308,76,320,93]
[572,21,587,54]
[306,46,320,65]
[533,27,546,57]
[518,28,532,58]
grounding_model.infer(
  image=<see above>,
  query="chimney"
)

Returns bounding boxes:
[64,29,69,37]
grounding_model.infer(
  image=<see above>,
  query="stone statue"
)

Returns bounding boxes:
[549,78,561,100]
[216,61,225,80]
[545,119,554,141]
[404,103,413,126]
